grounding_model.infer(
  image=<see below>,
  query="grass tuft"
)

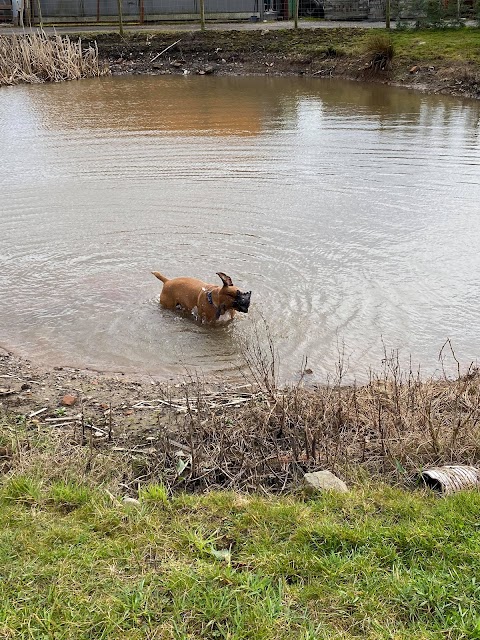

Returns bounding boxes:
[1,475,41,505]
[48,480,91,512]
[138,482,169,505]
[364,33,395,72]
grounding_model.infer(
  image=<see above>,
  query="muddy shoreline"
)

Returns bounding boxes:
[92,29,480,100]
[0,341,260,449]
[2,340,480,491]
[0,345,173,434]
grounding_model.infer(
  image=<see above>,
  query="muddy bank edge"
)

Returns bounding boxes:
[89,28,480,100]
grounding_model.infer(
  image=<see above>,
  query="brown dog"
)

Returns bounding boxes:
[152,271,251,324]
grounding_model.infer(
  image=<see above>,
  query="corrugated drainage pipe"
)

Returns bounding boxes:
[420,465,479,495]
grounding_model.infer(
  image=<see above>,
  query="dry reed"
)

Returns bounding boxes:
[0,31,109,86]
[2,332,480,494]
[117,335,480,492]
[140,370,478,492]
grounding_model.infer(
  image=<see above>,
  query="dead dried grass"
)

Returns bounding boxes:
[0,31,109,86]
[124,337,480,492]
[2,333,479,494]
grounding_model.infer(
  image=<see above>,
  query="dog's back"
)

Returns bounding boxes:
[152,271,206,312]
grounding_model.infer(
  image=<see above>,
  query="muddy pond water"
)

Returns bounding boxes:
[1,76,480,382]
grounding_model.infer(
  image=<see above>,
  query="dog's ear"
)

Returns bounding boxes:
[216,272,233,287]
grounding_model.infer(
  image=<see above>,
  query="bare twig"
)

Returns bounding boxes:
[150,39,182,63]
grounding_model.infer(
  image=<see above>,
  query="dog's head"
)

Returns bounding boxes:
[216,272,251,314]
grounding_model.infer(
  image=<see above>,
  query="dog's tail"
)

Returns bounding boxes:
[152,271,169,284]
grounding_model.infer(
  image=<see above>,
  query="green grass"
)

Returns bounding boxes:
[1,478,480,639]
[335,28,480,64]
[389,28,480,63]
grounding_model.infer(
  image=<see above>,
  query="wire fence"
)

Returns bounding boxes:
[26,0,262,23]
[392,0,478,23]
[3,0,479,27]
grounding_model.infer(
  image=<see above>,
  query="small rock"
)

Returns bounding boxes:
[409,65,419,74]
[303,470,348,493]
[62,394,77,407]
[123,497,141,507]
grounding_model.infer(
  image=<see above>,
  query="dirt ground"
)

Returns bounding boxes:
[91,29,480,100]
[0,345,168,434]
[0,344,257,451]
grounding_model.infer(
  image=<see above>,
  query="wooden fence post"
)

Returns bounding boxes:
[116,0,124,36]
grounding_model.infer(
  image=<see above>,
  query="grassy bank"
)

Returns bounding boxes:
[0,472,479,639]
[90,25,480,65]
[2,347,480,636]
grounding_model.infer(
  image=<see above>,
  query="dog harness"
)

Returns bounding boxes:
[206,290,225,320]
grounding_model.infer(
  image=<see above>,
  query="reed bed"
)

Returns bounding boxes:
[0,31,109,86]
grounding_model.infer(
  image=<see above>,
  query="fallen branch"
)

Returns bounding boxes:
[150,39,182,63]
